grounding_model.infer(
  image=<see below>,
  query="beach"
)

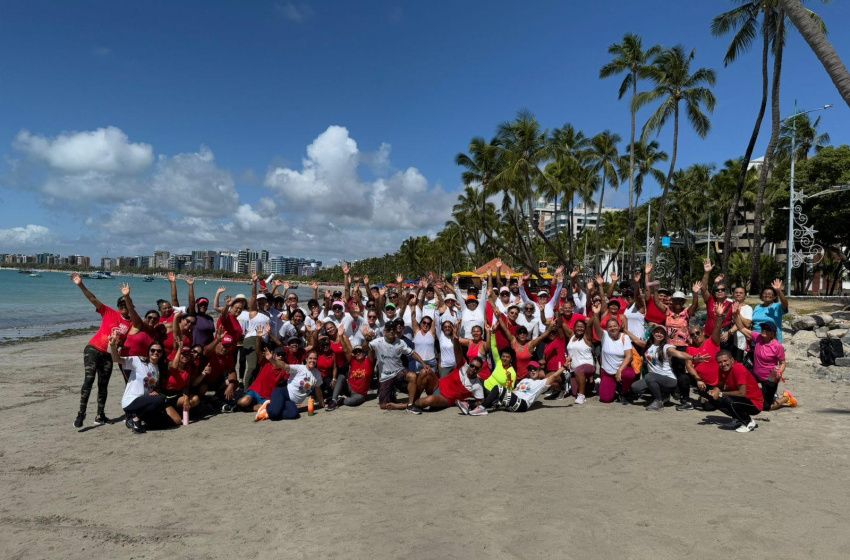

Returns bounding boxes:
[1,333,849,560]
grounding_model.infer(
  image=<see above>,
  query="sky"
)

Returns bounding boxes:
[1,0,848,263]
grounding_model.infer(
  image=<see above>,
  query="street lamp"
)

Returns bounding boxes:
[784,101,833,292]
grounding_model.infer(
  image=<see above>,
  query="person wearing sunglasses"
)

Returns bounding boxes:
[327,334,375,410]
[699,259,735,346]
[108,334,168,435]
[727,286,753,362]
[473,360,568,415]
[409,310,438,374]
[680,302,726,411]
[410,326,485,414]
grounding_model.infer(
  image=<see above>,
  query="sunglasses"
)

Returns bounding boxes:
[468,364,481,372]
[388,295,398,299]
[353,348,365,353]
[368,315,378,319]
[145,315,158,321]
[149,348,164,354]
[183,320,196,325]
[690,331,703,336]
[190,349,201,354]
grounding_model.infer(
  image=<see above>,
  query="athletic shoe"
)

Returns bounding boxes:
[619,394,628,406]
[221,403,236,413]
[645,399,664,411]
[784,390,798,408]
[73,412,85,428]
[325,400,338,412]
[575,394,586,405]
[130,417,146,434]
[468,405,489,416]
[125,416,133,430]
[93,413,113,425]
[406,404,423,415]
[254,401,269,422]
[735,421,758,433]
[456,400,470,415]
[675,401,695,411]
[720,420,743,430]
[555,390,567,400]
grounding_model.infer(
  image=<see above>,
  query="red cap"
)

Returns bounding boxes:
[221,335,234,346]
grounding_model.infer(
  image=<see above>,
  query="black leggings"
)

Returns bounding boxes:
[715,396,760,424]
[631,373,677,401]
[482,386,529,412]
[123,395,167,421]
[80,345,113,414]
[760,379,779,412]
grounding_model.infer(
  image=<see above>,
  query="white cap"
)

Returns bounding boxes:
[444,294,457,301]
[671,291,687,300]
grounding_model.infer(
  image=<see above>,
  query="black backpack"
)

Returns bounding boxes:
[819,339,844,367]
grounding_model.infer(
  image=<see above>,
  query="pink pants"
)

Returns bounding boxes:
[599,367,636,403]
[570,364,597,397]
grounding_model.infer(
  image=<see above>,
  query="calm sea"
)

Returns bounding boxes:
[0,269,316,342]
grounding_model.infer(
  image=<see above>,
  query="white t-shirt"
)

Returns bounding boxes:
[644,343,676,379]
[572,292,587,315]
[513,377,549,405]
[600,332,632,374]
[370,337,414,381]
[245,311,270,339]
[421,298,439,322]
[567,336,595,369]
[413,330,436,362]
[341,315,367,346]
[455,365,484,399]
[437,330,457,369]
[286,365,322,404]
[121,356,160,409]
[736,304,753,350]
[320,311,350,329]
[623,302,646,339]
[516,313,543,340]
[237,310,251,335]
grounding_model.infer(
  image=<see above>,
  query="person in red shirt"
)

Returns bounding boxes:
[559,300,586,332]
[327,335,375,409]
[70,273,133,428]
[643,264,669,327]
[197,331,238,405]
[159,339,200,425]
[699,259,734,342]
[410,330,485,412]
[233,347,289,412]
[680,302,725,411]
[707,350,764,432]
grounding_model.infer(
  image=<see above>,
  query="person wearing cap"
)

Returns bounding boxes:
[436,291,460,326]
[382,301,400,327]
[473,360,568,415]
[198,329,239,405]
[370,322,433,413]
[192,289,217,348]
[727,286,753,362]
[267,293,287,345]
[232,346,290,413]
[731,305,795,411]
[281,336,306,365]
[652,281,701,408]
[321,299,351,329]
[454,274,486,338]
[327,334,375,409]
[706,350,764,432]
[518,267,564,322]
[420,283,440,323]
[411,328,486,414]
[69,273,133,428]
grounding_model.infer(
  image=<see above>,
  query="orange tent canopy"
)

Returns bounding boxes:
[471,258,517,277]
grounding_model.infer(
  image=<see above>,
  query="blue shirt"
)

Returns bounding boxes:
[751,302,787,342]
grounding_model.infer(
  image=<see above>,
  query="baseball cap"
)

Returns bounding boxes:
[286,336,302,345]
[499,287,510,294]
[657,287,671,296]
[465,295,478,303]
[221,335,234,346]
[385,302,396,309]
[444,293,457,301]
[256,293,266,300]
[671,291,687,300]
[528,360,541,370]
[608,300,622,308]
[332,300,345,308]
[196,297,209,305]
[273,347,287,357]
[761,321,778,331]
[537,290,549,297]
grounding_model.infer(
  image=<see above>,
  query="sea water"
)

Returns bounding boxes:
[0,269,316,342]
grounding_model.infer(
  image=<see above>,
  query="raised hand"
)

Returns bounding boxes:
[264,348,273,361]
[591,301,602,314]
[251,272,259,283]
[311,281,319,290]
[283,281,291,291]
[495,259,503,269]
[692,281,703,293]
[70,273,82,285]
[341,262,349,275]
[715,302,726,316]
[353,276,361,283]
[771,279,783,292]
[522,270,531,282]
[379,286,387,296]
[167,271,176,283]
[396,273,404,285]
[610,273,619,283]
[324,290,332,300]
[595,275,604,286]
[120,282,131,297]
[703,258,713,273]
[634,270,641,283]
[570,269,580,279]
[645,263,653,275]
[273,279,284,288]
[185,277,195,286]
[363,275,370,286]
[714,273,725,285]
[108,332,120,347]
[555,265,565,276]
[586,280,595,291]
[555,272,564,283]
[216,285,227,294]
[224,295,233,307]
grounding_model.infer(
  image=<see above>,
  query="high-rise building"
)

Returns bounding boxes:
[167,254,191,270]
[260,250,269,263]
[214,252,236,272]
[36,252,51,265]
[101,257,116,270]
[153,251,170,269]
[134,255,152,268]
[297,263,317,277]
[269,257,286,274]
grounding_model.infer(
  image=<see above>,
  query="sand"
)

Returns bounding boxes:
[1,333,849,560]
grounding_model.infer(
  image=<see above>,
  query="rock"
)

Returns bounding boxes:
[815,326,830,339]
[807,341,821,358]
[828,328,848,339]
[830,371,845,382]
[791,330,819,347]
[835,357,850,368]
[791,315,817,331]
[815,365,831,379]
[813,314,835,327]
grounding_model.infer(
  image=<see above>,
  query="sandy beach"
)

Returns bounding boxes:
[1,333,849,560]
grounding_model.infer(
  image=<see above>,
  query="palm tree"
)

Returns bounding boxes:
[600,34,662,270]
[712,1,772,276]
[587,131,622,271]
[635,46,717,266]
[626,140,668,203]
[777,113,831,160]
[779,0,850,108]
[547,124,591,266]
[455,136,502,259]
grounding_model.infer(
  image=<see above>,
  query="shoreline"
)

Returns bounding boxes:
[0,325,97,347]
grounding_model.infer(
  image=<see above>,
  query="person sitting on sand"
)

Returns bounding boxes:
[370,321,433,413]
[705,350,764,433]
[196,329,239,406]
[326,334,374,410]
[159,338,201,423]
[233,346,290,413]
[470,360,569,415]
[254,350,326,422]
[70,272,132,428]
[107,333,169,435]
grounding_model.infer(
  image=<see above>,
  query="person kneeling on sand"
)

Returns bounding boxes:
[469,360,568,415]
[705,350,764,433]
[254,350,326,421]
[108,333,169,435]
[233,347,290,413]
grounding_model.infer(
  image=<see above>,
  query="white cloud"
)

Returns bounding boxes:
[276,2,314,23]
[0,224,55,248]
[151,146,239,218]
[13,127,153,174]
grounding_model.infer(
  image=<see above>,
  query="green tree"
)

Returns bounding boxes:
[777,112,831,160]
[587,130,621,271]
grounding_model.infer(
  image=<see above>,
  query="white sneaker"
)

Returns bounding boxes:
[456,400,470,415]
[720,420,742,430]
[555,390,567,400]
[575,394,586,405]
[468,405,489,416]
[735,421,758,433]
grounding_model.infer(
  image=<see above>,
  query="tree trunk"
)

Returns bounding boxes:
[653,103,680,267]
[750,13,784,294]
[722,12,769,277]
[779,0,850,109]
[594,168,607,272]
[568,195,574,269]
[627,71,637,274]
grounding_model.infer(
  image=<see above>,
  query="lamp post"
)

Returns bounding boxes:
[784,101,833,293]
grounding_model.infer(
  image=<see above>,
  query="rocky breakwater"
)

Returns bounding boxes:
[786,312,850,382]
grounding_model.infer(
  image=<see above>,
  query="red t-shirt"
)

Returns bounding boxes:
[466,341,491,381]
[248,363,288,399]
[645,298,667,325]
[88,305,132,353]
[686,339,721,386]
[543,335,566,372]
[162,366,190,392]
[494,320,518,353]
[331,342,347,367]
[723,362,764,410]
[163,332,192,356]
[438,368,475,404]
[316,351,336,379]
[348,357,374,396]
[561,313,587,332]
[205,352,235,384]
[217,313,244,343]
[284,347,306,365]
[704,296,734,336]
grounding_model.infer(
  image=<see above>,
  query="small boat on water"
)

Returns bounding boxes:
[88,271,114,280]
[29,272,42,278]
[19,269,32,274]
[143,276,156,282]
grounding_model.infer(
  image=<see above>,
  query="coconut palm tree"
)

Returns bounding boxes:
[625,140,668,204]
[599,34,662,270]
[587,131,622,271]
[635,45,717,266]
[779,0,850,108]
[777,112,831,160]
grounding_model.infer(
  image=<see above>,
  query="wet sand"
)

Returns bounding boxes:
[1,334,849,559]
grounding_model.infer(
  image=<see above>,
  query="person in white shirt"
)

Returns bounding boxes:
[472,360,568,414]
[518,268,564,322]
[321,301,351,329]
[630,326,707,411]
[107,334,168,435]
[255,350,326,421]
[727,286,753,362]
[516,301,544,341]
[591,300,636,404]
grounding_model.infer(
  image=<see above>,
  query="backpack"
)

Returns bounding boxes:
[820,338,844,367]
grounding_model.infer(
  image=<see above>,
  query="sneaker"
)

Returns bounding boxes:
[325,400,338,412]
[555,390,568,400]
[735,421,758,433]
[456,400,470,415]
[73,412,85,428]
[619,394,628,406]
[645,399,664,411]
[720,419,743,430]
[468,405,489,416]
[125,416,133,430]
[406,404,423,415]
[575,394,586,405]
[93,413,113,426]
[130,417,146,434]
[254,401,269,422]
[221,403,236,413]
[675,401,695,411]
[784,390,798,408]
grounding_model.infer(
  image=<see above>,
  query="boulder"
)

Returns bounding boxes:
[835,357,850,368]
[813,314,835,327]
[814,365,831,379]
[815,326,830,339]
[828,328,848,340]
[791,315,817,331]
[807,341,821,358]
[790,330,819,347]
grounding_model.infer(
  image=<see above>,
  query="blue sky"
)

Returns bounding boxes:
[1,0,848,262]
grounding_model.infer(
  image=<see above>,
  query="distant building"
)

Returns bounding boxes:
[101,257,116,270]
[168,254,192,270]
[533,198,619,239]
[297,263,317,277]
[153,251,170,269]
[214,252,236,272]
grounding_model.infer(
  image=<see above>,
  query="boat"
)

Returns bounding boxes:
[88,271,114,280]
[29,272,42,278]
[143,276,156,282]
[19,269,32,274]
[289,282,300,289]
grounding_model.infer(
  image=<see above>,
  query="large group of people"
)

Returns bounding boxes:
[70,257,796,435]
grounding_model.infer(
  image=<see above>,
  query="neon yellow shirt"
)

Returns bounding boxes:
[484,334,516,391]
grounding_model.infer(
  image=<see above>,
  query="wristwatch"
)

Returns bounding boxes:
[718,392,724,398]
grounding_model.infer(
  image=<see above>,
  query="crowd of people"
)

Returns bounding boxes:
[69,257,796,434]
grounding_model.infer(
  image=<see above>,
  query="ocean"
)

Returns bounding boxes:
[0,269,317,342]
